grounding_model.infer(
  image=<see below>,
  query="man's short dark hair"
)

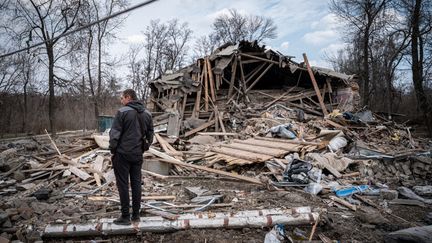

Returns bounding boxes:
[123,89,138,100]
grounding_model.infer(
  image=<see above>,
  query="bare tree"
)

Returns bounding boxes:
[192,35,218,60]
[3,0,82,135]
[211,9,277,45]
[127,19,192,100]
[79,0,127,123]
[162,19,192,71]
[395,0,432,134]
[330,0,388,106]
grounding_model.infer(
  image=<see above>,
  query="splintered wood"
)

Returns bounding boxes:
[208,137,311,165]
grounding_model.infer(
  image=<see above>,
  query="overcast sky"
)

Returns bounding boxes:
[110,0,345,76]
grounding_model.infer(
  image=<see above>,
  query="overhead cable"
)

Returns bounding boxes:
[0,0,159,59]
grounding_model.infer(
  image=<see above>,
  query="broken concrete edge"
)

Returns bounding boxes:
[42,207,319,237]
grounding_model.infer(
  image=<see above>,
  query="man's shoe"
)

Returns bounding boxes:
[131,214,140,222]
[113,216,131,225]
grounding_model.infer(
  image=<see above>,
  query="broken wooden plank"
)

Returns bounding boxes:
[149,148,263,185]
[254,136,322,146]
[197,132,238,136]
[265,161,284,182]
[183,119,216,137]
[329,196,356,211]
[92,155,104,186]
[214,106,228,140]
[389,199,425,207]
[234,139,303,152]
[302,53,328,116]
[207,154,251,166]
[181,93,187,118]
[211,147,273,162]
[220,143,287,157]
[264,87,296,108]
[239,52,279,65]
[245,63,274,93]
[44,129,61,156]
[69,166,91,181]
[308,153,342,178]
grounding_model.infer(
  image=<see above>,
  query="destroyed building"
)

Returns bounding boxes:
[149,40,360,138]
[0,41,431,242]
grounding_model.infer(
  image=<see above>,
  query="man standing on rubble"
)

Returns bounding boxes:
[109,89,154,225]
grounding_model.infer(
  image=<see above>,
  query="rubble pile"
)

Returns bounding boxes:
[0,41,431,242]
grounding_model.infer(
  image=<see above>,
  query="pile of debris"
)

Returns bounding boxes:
[0,41,431,242]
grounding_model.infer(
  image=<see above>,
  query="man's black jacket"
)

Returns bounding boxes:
[109,101,154,157]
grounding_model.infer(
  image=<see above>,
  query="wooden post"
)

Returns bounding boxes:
[302,53,328,116]
[326,77,333,112]
[206,58,217,102]
[203,59,209,112]
[44,129,61,156]
[238,56,250,103]
[228,56,238,98]
[192,71,203,118]
[181,93,187,119]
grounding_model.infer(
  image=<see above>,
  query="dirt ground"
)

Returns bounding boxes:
[40,176,431,243]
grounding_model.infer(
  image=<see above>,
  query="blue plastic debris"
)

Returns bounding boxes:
[334,185,369,197]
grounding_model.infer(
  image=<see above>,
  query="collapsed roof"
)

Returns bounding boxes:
[149,40,360,121]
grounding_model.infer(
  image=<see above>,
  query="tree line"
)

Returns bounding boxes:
[328,0,432,135]
[0,0,431,136]
[0,0,276,136]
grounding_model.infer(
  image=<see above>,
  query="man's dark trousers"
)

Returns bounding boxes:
[112,152,143,217]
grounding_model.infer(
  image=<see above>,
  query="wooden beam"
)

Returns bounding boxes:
[245,62,267,84]
[329,196,357,211]
[44,129,61,156]
[237,56,250,102]
[228,57,237,98]
[183,119,216,137]
[69,166,91,181]
[302,53,328,116]
[234,139,302,152]
[245,63,274,93]
[155,133,183,157]
[211,147,273,162]
[214,106,228,140]
[181,93,187,118]
[254,136,322,146]
[239,52,279,65]
[203,59,209,112]
[192,68,204,118]
[206,58,217,102]
[197,132,238,136]
[221,143,287,157]
[148,148,263,185]
[264,87,296,108]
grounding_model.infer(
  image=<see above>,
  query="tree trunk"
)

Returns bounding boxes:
[86,31,99,129]
[22,74,28,133]
[411,0,432,136]
[362,27,370,107]
[386,72,393,120]
[47,42,56,136]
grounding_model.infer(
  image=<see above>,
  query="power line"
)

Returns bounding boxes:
[0,0,159,59]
